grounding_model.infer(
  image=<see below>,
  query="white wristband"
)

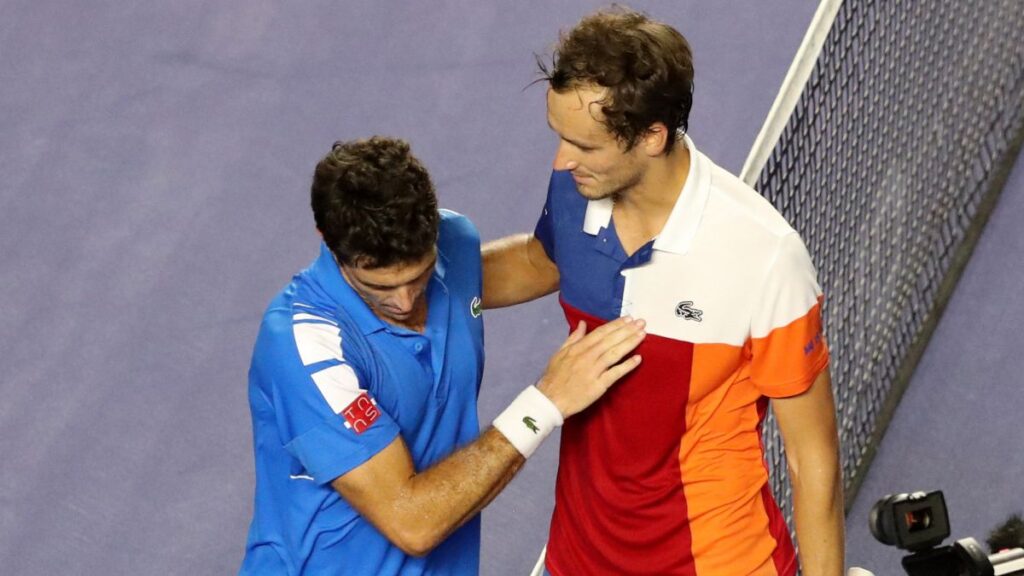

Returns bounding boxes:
[492,385,564,459]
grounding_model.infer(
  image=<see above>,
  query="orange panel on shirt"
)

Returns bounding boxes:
[751,297,829,397]
[680,342,785,575]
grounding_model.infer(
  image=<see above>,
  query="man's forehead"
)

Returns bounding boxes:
[351,251,436,284]
[547,87,615,142]
[548,85,608,115]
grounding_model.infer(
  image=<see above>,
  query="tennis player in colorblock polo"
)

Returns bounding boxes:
[482,9,845,576]
[241,137,647,575]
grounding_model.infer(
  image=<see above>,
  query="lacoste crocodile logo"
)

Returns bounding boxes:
[470,296,482,318]
[523,416,539,434]
[675,301,703,322]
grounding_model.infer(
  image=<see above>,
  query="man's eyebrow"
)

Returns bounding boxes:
[363,255,437,289]
[546,120,594,149]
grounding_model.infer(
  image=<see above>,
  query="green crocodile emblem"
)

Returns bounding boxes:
[523,416,540,434]
[470,296,482,318]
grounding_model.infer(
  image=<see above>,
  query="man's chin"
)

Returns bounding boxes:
[372,306,411,322]
[576,186,615,201]
[572,179,597,196]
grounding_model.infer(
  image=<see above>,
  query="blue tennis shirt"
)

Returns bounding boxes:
[241,210,485,575]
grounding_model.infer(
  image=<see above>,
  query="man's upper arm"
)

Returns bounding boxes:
[265,311,401,485]
[481,233,559,308]
[270,309,451,556]
[771,367,838,466]
[329,436,418,541]
[525,232,560,285]
[749,232,829,397]
[481,174,563,308]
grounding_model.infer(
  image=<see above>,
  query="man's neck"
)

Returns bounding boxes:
[613,145,691,255]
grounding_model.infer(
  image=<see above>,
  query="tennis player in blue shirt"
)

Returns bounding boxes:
[240,136,645,575]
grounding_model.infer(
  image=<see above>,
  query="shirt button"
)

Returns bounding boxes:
[414,343,424,352]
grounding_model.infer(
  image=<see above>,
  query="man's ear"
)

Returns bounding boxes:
[641,123,670,156]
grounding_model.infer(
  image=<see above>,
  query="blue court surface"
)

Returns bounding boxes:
[1,2,1020,574]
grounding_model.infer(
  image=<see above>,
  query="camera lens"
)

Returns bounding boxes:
[869,494,898,545]
[868,490,950,552]
[905,509,932,532]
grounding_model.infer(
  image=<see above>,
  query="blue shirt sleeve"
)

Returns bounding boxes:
[253,306,401,486]
[533,171,559,264]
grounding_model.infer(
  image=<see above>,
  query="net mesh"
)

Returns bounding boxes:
[755,0,1024,532]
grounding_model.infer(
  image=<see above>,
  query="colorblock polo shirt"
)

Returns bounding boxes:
[535,136,829,576]
[241,210,485,576]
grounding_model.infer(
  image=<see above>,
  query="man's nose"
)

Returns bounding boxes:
[553,142,579,171]
[390,286,417,312]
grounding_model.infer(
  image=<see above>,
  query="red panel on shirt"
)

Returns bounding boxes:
[547,301,697,576]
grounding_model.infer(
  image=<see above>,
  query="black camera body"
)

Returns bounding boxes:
[870,490,1024,576]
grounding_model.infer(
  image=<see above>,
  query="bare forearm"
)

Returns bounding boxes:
[334,317,646,557]
[347,429,523,556]
[481,234,559,308]
[403,429,523,547]
[791,462,845,575]
[772,369,845,575]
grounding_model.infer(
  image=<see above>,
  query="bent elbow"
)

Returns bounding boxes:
[401,543,433,558]
[787,459,843,497]
[395,535,433,558]
[390,524,443,558]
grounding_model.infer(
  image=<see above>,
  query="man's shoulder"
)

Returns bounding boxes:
[251,288,376,391]
[438,209,480,242]
[255,288,341,354]
[437,209,482,264]
[703,156,796,239]
[250,289,308,385]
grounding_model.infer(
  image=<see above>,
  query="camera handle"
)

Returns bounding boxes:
[901,538,993,576]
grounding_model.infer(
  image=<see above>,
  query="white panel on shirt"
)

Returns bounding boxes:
[623,249,757,346]
[749,232,823,339]
[622,164,821,346]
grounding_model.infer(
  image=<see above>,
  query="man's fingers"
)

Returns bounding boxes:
[568,316,634,354]
[539,318,645,419]
[598,354,643,387]
[577,318,645,358]
[594,326,646,367]
[559,320,587,350]
[577,317,643,351]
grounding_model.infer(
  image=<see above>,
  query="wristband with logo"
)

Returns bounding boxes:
[492,385,564,459]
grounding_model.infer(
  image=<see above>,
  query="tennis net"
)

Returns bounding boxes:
[744,0,1024,530]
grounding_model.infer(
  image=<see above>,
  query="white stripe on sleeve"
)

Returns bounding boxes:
[293,312,337,325]
[310,363,362,414]
[293,321,344,366]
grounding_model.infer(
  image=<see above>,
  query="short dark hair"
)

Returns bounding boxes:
[311,136,439,268]
[538,6,695,152]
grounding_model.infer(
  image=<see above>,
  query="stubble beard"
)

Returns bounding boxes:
[577,169,643,202]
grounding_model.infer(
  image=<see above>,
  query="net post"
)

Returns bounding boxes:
[740,0,843,187]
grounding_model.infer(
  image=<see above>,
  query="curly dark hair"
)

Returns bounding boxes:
[538,6,694,152]
[311,136,439,268]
